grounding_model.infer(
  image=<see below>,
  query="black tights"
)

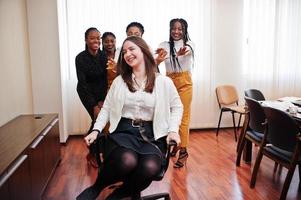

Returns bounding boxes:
[93,147,162,195]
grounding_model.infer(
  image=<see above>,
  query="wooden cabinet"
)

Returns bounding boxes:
[7,155,31,200]
[30,118,60,200]
[30,136,46,200]
[43,119,60,184]
[0,181,9,200]
[0,114,61,200]
[0,155,31,200]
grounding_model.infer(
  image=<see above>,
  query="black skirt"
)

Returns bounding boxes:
[103,118,167,162]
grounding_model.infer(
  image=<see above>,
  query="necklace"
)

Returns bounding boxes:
[133,76,147,90]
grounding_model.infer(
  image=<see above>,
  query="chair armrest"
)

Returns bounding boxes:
[96,131,106,139]
[261,119,268,126]
[154,140,177,181]
[166,140,177,156]
[90,132,108,168]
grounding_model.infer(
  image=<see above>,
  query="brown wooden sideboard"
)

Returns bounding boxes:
[0,114,61,200]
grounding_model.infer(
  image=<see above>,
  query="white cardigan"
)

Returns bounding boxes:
[93,74,183,140]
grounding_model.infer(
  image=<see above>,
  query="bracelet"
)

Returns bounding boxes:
[91,129,100,135]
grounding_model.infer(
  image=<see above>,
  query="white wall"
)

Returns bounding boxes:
[26,0,66,142]
[212,0,245,126]
[0,0,33,126]
[0,0,66,142]
[214,0,244,87]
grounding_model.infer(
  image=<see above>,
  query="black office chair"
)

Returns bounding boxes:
[236,97,266,166]
[93,133,176,200]
[250,107,301,200]
[244,89,265,101]
[236,89,265,151]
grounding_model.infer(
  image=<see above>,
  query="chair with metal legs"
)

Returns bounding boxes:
[216,85,247,141]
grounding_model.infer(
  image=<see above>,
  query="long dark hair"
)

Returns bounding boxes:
[168,18,194,71]
[84,27,100,50]
[117,36,156,93]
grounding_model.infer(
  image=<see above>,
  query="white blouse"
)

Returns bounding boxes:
[121,76,155,121]
[158,39,194,73]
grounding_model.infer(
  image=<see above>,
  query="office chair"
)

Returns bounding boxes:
[244,89,265,101]
[236,89,265,151]
[93,133,176,200]
[250,107,301,200]
[236,97,265,166]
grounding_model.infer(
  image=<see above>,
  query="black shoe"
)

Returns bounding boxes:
[76,185,101,200]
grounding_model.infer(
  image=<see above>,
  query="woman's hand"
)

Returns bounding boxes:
[107,58,117,73]
[166,131,181,145]
[155,48,167,64]
[176,47,189,57]
[84,130,98,146]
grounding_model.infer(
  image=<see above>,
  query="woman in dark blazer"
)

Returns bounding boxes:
[75,27,107,167]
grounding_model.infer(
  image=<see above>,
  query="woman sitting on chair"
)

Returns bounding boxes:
[77,36,183,200]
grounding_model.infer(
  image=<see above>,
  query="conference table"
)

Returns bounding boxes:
[241,97,301,163]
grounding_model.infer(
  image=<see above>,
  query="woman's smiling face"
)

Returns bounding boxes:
[122,40,144,68]
[85,30,101,51]
[171,21,183,41]
[102,35,116,53]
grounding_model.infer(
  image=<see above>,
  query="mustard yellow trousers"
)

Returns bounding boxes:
[167,71,193,148]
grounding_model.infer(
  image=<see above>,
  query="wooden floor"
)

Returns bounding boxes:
[43,129,301,200]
